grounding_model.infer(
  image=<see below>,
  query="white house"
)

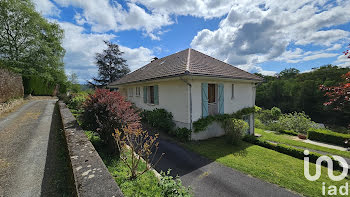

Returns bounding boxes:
[109,48,262,140]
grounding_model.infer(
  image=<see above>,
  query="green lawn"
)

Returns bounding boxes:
[184,137,349,197]
[85,131,163,197]
[255,128,350,158]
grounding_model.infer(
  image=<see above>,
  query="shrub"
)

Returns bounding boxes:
[159,170,192,197]
[67,92,88,110]
[308,129,350,147]
[254,118,265,129]
[266,121,284,132]
[141,108,175,132]
[114,125,162,180]
[82,89,140,155]
[278,129,298,136]
[170,128,192,142]
[223,118,249,144]
[271,107,282,119]
[277,112,313,134]
[22,75,56,95]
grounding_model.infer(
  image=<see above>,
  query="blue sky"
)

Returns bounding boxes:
[32,0,350,83]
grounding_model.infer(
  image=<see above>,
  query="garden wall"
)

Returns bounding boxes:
[0,68,24,103]
[58,101,124,197]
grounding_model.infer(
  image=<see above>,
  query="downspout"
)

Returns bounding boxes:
[179,48,193,130]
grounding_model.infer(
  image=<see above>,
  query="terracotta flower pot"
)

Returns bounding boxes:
[298,134,307,139]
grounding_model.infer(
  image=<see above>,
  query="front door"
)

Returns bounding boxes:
[208,84,218,115]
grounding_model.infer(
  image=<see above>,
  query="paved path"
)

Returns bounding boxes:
[153,139,301,197]
[0,99,57,197]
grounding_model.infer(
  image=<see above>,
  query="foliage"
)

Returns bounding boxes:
[255,128,350,159]
[265,122,284,132]
[0,0,67,92]
[82,89,140,155]
[184,137,348,197]
[256,65,350,127]
[277,112,313,134]
[255,107,282,124]
[67,92,88,110]
[169,128,192,142]
[114,125,163,180]
[223,118,249,145]
[159,170,192,197]
[22,75,56,95]
[307,129,350,147]
[320,71,350,127]
[141,108,175,132]
[90,41,130,87]
[67,73,81,93]
[278,129,298,136]
[193,107,255,133]
[254,118,265,129]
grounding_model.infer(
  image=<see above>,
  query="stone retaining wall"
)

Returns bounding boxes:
[0,68,24,103]
[58,101,124,197]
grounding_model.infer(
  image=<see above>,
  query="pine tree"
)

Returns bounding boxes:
[90,41,130,87]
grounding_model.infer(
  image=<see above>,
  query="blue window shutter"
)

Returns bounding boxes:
[201,83,208,117]
[154,85,159,105]
[143,86,147,103]
[218,83,224,114]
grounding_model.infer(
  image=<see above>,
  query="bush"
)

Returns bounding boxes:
[82,89,140,155]
[223,118,249,144]
[266,121,284,132]
[159,170,192,197]
[170,128,192,142]
[141,108,175,132]
[255,107,281,124]
[308,129,350,147]
[278,129,298,136]
[22,75,56,95]
[67,92,88,110]
[254,118,265,129]
[277,112,313,134]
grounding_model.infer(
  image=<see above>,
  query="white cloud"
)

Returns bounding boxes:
[326,44,342,51]
[131,0,234,19]
[191,0,350,74]
[53,0,172,39]
[334,54,350,68]
[32,0,60,16]
[58,22,154,83]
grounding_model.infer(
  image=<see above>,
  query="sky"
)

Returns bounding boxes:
[31,0,350,83]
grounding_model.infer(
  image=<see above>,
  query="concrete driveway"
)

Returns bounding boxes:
[153,138,301,197]
[0,99,59,197]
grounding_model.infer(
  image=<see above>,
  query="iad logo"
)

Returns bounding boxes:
[304,150,349,196]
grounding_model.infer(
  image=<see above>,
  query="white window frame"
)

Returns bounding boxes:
[136,87,140,97]
[128,87,133,97]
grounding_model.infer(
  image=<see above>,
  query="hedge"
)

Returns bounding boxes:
[278,129,298,136]
[243,135,342,170]
[22,75,56,96]
[307,129,350,147]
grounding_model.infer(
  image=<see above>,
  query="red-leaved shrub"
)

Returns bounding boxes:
[82,89,140,154]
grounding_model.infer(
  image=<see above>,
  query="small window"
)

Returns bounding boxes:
[136,87,140,96]
[128,87,133,97]
[231,84,235,99]
[208,84,216,103]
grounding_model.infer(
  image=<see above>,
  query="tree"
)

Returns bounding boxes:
[0,0,67,92]
[278,68,300,78]
[90,41,130,87]
[68,73,81,93]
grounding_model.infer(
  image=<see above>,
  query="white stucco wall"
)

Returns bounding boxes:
[118,79,190,127]
[116,76,257,138]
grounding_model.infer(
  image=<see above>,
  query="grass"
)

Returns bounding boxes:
[184,137,349,197]
[85,131,163,197]
[255,128,350,158]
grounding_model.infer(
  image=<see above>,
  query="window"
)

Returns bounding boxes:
[136,87,140,96]
[231,84,235,99]
[128,87,133,97]
[208,84,216,103]
[143,85,159,105]
[149,86,155,104]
